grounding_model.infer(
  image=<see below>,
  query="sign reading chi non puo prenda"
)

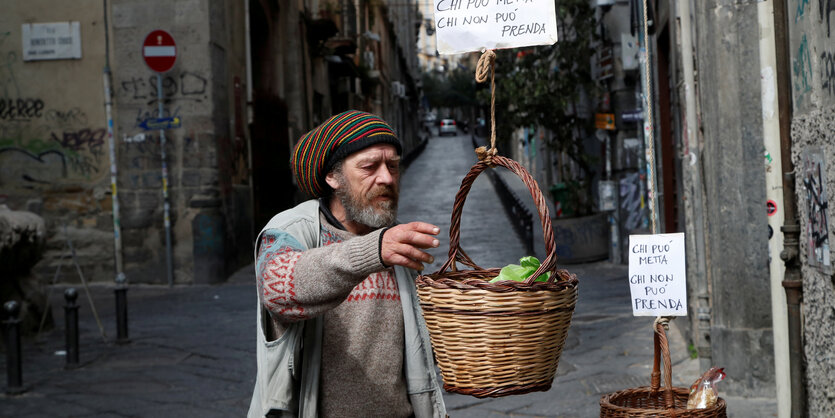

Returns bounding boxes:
[433,0,558,54]
[22,22,82,61]
[628,233,687,316]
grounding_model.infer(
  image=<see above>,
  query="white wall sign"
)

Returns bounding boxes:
[22,22,82,61]
[628,233,687,316]
[432,0,557,54]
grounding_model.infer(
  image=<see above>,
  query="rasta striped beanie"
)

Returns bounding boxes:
[291,110,401,197]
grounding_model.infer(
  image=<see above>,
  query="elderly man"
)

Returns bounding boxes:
[248,110,447,418]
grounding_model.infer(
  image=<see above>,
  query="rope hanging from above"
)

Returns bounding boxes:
[641,0,658,235]
[474,49,498,167]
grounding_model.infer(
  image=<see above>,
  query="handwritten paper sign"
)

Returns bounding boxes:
[628,233,687,316]
[433,0,558,54]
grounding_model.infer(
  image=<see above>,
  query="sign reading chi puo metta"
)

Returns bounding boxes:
[628,233,687,316]
[433,0,558,54]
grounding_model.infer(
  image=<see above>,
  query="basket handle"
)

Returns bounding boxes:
[650,321,677,411]
[436,155,558,285]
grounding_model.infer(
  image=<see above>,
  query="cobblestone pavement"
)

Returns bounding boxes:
[1,130,776,417]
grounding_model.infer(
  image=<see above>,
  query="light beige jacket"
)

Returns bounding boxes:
[247,200,446,418]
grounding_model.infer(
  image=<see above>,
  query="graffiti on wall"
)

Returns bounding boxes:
[0,32,106,186]
[793,34,813,104]
[822,0,834,37]
[822,49,835,96]
[120,71,208,105]
[802,148,831,269]
[0,31,21,99]
[46,107,88,125]
[0,98,44,120]
[0,124,105,183]
[796,0,810,21]
[620,172,649,231]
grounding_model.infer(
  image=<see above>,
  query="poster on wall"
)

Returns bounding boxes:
[802,148,831,270]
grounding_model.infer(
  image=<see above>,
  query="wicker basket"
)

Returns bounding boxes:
[416,155,579,398]
[599,322,727,417]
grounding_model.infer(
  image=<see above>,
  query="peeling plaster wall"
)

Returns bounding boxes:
[788,1,835,415]
[791,108,835,415]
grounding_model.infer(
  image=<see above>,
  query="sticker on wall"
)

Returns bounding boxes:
[767,200,777,217]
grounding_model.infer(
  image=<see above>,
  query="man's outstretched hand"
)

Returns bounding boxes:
[381,222,440,271]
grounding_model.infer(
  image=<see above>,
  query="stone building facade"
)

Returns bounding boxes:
[0,0,423,285]
[786,1,835,415]
[671,0,835,415]
[1,1,120,283]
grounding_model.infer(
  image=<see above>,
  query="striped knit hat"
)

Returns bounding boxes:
[291,110,401,197]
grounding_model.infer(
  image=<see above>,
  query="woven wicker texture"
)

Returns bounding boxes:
[599,322,727,417]
[416,155,579,398]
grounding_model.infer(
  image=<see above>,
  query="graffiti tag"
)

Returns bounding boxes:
[822,50,835,96]
[0,98,44,120]
[793,34,813,104]
[50,128,105,156]
[45,107,88,125]
[802,149,831,268]
[620,172,648,231]
[120,71,208,105]
[822,0,835,37]
[796,0,810,21]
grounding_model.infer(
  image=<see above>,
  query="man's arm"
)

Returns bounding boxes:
[256,222,441,323]
[256,228,385,323]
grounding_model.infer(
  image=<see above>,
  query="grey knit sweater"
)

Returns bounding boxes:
[255,212,412,418]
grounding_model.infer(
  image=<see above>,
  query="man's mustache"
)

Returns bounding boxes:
[367,186,397,200]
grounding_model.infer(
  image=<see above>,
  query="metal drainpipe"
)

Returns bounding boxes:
[772,0,806,416]
[244,0,256,242]
[102,0,124,283]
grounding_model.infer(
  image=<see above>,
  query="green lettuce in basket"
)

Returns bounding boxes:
[489,256,551,283]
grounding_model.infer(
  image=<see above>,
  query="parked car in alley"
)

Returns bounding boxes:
[439,119,457,136]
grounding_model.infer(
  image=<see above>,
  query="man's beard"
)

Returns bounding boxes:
[334,175,399,229]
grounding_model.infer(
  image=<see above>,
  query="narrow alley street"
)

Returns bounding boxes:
[3,0,832,413]
[1,130,776,417]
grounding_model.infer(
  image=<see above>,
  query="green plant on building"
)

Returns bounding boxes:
[480,0,599,217]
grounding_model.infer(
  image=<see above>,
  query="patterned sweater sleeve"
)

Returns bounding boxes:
[255,227,386,323]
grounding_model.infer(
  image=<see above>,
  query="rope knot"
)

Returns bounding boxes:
[475,50,496,84]
[475,146,498,167]
[654,316,673,332]
[475,50,498,159]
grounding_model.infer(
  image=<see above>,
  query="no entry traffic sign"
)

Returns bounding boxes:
[142,30,177,73]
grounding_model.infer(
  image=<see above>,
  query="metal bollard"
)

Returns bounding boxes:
[64,288,79,368]
[115,274,129,344]
[4,300,25,395]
